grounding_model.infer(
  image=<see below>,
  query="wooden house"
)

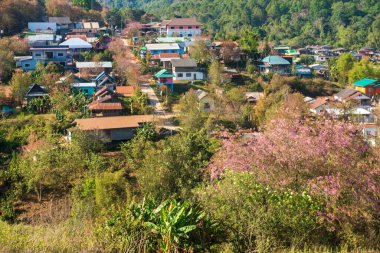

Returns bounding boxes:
[352,78,380,96]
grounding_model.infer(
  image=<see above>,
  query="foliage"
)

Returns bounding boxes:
[208,60,224,86]
[98,197,217,252]
[118,0,380,48]
[189,41,211,66]
[123,89,154,115]
[95,170,130,211]
[10,72,33,104]
[197,172,330,252]
[177,89,209,131]
[0,0,44,35]
[27,96,51,114]
[123,130,214,199]
[208,109,380,248]
[347,59,380,83]
[299,55,315,66]
[239,28,260,57]
[0,36,28,83]
[333,53,355,84]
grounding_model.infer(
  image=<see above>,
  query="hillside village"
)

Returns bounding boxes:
[1,16,379,144]
[1,0,380,252]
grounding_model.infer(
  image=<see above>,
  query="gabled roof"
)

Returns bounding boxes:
[74,115,155,130]
[334,88,359,100]
[60,38,92,49]
[352,78,378,87]
[171,59,197,68]
[88,96,123,111]
[26,84,48,97]
[116,86,136,97]
[261,55,290,65]
[154,69,175,78]
[167,17,202,26]
[309,97,330,110]
[94,86,114,97]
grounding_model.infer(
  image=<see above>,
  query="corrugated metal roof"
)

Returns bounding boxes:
[75,115,155,130]
[352,78,378,87]
[261,55,290,65]
[146,43,180,51]
[76,62,112,68]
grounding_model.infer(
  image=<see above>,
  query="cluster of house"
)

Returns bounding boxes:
[16,17,112,71]
[259,45,380,77]
[19,67,156,143]
[130,17,203,38]
[307,78,380,145]
[0,16,161,142]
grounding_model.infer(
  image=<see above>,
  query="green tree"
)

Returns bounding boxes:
[123,130,213,199]
[95,170,130,210]
[197,171,328,252]
[299,55,315,66]
[10,72,33,104]
[208,60,224,86]
[189,40,211,66]
[239,28,260,57]
[335,53,354,84]
[178,90,208,131]
[348,59,380,83]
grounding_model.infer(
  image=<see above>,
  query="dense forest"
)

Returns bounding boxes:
[107,0,380,49]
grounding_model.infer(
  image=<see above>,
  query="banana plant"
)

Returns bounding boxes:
[128,197,205,252]
[144,199,205,252]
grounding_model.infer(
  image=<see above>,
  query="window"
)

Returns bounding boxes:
[186,73,191,77]
[196,26,199,29]
[177,73,183,77]
[369,87,374,92]
[58,53,64,57]
[170,26,175,29]
[25,64,30,67]
[35,53,42,57]
[45,52,53,59]
[188,26,192,29]
[179,26,183,29]
[188,34,192,37]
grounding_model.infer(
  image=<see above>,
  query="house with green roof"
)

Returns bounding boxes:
[274,45,290,55]
[352,78,380,96]
[259,55,291,75]
[285,49,300,56]
[154,69,174,91]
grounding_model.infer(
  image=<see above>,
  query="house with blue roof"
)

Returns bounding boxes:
[352,78,380,96]
[92,71,115,89]
[259,55,291,75]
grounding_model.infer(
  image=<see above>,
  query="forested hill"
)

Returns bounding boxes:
[110,0,380,48]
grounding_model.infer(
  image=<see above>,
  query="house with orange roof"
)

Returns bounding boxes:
[116,86,136,98]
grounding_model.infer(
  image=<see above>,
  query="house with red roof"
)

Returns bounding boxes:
[163,18,202,37]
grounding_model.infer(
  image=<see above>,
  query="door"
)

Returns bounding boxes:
[193,73,196,80]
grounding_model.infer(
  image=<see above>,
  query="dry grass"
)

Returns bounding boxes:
[0,219,97,252]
